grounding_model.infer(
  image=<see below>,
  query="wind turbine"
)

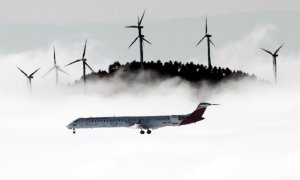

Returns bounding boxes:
[65,39,94,84]
[126,10,151,70]
[43,46,68,86]
[261,43,284,83]
[17,67,40,92]
[196,17,215,69]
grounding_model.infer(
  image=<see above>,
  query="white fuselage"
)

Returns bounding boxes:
[67,115,187,130]
[66,102,214,134]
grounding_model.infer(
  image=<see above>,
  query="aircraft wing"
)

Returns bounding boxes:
[129,119,149,129]
[130,124,161,130]
[128,119,161,130]
[129,123,145,129]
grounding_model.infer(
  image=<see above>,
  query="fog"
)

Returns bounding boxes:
[0,25,299,180]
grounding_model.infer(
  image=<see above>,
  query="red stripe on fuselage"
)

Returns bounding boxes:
[180,107,206,125]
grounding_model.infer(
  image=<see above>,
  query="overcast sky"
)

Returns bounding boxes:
[0,0,300,23]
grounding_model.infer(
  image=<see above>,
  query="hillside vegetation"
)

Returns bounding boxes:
[80,60,257,85]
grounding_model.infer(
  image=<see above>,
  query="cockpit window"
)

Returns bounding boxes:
[74,118,81,123]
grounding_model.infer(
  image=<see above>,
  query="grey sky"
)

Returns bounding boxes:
[1,11,299,80]
[0,0,300,23]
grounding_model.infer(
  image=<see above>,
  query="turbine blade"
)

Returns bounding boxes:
[274,43,284,54]
[53,46,57,66]
[142,38,151,44]
[196,36,206,46]
[57,68,69,75]
[139,9,146,25]
[42,67,55,78]
[17,67,28,77]
[65,59,82,66]
[82,39,87,59]
[128,37,139,48]
[125,26,139,28]
[261,48,273,55]
[205,16,208,34]
[85,62,94,72]
[209,39,215,47]
[29,67,41,77]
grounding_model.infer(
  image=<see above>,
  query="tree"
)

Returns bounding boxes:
[108,61,121,73]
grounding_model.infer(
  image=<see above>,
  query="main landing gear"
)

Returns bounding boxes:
[140,129,151,135]
[73,129,76,134]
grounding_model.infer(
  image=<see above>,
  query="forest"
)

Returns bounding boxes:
[82,60,257,84]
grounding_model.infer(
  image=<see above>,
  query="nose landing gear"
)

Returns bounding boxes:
[73,129,76,134]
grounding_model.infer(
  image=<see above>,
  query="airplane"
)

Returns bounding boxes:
[66,102,218,134]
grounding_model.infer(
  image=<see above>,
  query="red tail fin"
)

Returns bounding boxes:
[179,103,211,125]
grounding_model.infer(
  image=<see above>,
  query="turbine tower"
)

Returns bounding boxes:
[126,10,151,70]
[261,43,284,83]
[196,17,215,69]
[17,67,40,92]
[65,39,94,85]
[43,46,68,86]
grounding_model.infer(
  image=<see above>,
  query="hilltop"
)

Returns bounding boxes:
[78,60,257,85]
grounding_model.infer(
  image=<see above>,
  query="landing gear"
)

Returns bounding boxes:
[73,129,76,134]
[140,129,151,135]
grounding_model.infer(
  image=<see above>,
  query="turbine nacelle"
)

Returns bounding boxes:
[65,39,94,84]
[196,16,215,69]
[43,47,68,84]
[126,10,150,70]
[17,66,40,91]
[261,44,284,58]
[261,43,284,83]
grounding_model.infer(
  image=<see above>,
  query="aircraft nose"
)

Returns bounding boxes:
[66,123,72,129]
